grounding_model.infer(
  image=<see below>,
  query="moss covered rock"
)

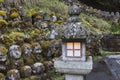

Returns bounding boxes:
[20,66,32,78]
[0,73,5,80]
[7,69,20,80]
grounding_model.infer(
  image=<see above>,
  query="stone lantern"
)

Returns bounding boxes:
[54,4,93,80]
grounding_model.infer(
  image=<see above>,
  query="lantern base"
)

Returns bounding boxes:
[65,74,84,80]
[54,56,93,80]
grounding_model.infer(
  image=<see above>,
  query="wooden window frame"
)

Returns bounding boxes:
[66,42,82,58]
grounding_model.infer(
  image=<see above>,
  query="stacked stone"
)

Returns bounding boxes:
[0,1,63,80]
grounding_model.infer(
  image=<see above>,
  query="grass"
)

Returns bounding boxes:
[46,70,64,80]
[52,75,64,80]
[93,49,120,61]
[100,50,120,55]
[80,13,111,34]
[93,56,103,61]
[24,0,69,17]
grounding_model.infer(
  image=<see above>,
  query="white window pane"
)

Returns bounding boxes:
[67,42,73,49]
[74,50,81,57]
[67,50,73,56]
[74,42,81,49]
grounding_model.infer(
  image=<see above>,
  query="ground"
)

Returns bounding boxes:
[86,59,115,80]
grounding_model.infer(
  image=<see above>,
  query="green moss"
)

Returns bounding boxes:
[35,15,42,19]
[10,12,20,19]
[9,32,25,44]
[0,20,8,28]
[0,46,8,55]
[27,11,39,17]
[10,8,18,12]
[40,41,51,49]
[56,20,63,24]
[100,49,120,55]
[0,73,5,79]
[9,32,25,40]
[22,43,32,50]
[12,21,25,27]
[0,10,6,17]
[32,42,40,47]
[93,56,103,61]
[30,76,40,80]
[0,0,3,3]
[30,29,40,38]
[7,69,18,74]
[23,56,35,65]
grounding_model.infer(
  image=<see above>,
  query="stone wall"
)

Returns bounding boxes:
[101,34,120,52]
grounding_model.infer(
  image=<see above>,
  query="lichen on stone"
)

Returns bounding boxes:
[0,73,5,79]
[0,46,8,55]
[10,12,20,19]
[0,10,6,17]
[0,20,8,28]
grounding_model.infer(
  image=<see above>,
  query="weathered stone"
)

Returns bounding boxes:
[54,56,93,75]
[65,74,84,80]
[32,62,45,74]
[7,69,20,80]
[54,4,93,80]
[22,43,32,56]
[44,61,54,71]
[20,66,32,78]
[9,45,22,59]
[32,43,42,54]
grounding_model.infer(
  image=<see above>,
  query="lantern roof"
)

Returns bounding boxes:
[61,4,92,40]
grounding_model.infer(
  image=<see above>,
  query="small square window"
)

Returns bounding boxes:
[66,42,82,57]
